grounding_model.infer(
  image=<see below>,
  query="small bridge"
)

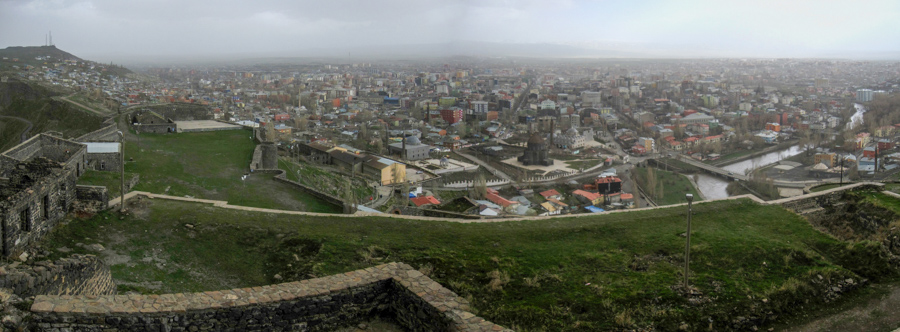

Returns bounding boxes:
[675,155,748,181]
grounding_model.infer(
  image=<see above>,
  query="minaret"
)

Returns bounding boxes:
[402,135,407,160]
[549,119,555,149]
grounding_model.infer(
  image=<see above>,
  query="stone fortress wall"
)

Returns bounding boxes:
[0,254,114,298]
[31,263,511,332]
[75,123,119,142]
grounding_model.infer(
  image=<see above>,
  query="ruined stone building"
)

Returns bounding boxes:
[0,134,86,258]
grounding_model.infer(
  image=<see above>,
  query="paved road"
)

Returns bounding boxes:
[0,115,34,143]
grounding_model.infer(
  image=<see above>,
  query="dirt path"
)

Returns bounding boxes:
[782,283,900,332]
[0,115,33,142]
[58,94,109,116]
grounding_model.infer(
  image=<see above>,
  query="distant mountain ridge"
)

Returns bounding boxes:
[0,45,82,61]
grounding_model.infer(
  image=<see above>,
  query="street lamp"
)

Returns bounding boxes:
[117,131,125,213]
[683,193,694,292]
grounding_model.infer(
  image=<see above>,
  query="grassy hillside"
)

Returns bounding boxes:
[125,129,341,213]
[633,166,703,205]
[0,117,29,151]
[42,195,892,331]
[0,80,105,150]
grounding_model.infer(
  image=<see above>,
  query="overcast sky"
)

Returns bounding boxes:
[2,0,900,62]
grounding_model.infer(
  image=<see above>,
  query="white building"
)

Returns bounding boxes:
[471,101,489,114]
[857,89,874,102]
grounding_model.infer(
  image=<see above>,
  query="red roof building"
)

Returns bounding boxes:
[410,196,441,207]
[539,189,562,199]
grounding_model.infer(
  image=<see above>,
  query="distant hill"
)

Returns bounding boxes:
[0,45,132,77]
[0,45,82,62]
[0,78,105,151]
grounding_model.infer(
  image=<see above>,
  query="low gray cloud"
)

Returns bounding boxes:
[1,0,898,62]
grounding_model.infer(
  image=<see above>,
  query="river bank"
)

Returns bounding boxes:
[710,140,799,167]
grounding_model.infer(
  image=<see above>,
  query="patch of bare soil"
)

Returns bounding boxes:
[782,283,900,332]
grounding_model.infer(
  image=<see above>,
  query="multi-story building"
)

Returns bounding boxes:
[857,89,874,102]
[471,101,489,114]
[440,108,463,124]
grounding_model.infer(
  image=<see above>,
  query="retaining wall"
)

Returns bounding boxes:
[0,255,114,298]
[31,262,510,332]
[272,172,347,212]
[250,142,278,171]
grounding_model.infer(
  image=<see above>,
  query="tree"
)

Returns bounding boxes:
[341,177,357,214]
[293,117,308,132]
[456,121,467,137]
[471,173,487,200]
[372,140,384,155]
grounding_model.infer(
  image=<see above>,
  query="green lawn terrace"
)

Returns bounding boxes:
[115,128,341,213]
[40,190,895,331]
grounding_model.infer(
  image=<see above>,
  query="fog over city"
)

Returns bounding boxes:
[3,0,900,63]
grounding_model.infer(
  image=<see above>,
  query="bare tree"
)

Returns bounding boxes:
[471,172,487,200]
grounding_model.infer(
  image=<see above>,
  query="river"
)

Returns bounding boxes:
[695,145,804,199]
[847,103,866,130]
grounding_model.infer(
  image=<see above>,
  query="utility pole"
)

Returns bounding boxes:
[117,131,126,213]
[683,193,694,292]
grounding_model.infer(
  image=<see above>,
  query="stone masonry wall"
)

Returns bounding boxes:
[75,123,119,142]
[250,143,278,171]
[0,255,115,298]
[775,182,883,214]
[31,262,511,332]
[271,171,347,212]
[84,152,121,172]
[75,185,109,212]
[0,161,78,259]
[133,123,175,134]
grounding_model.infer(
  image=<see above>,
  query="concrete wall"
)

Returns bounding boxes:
[0,254,115,297]
[31,262,511,332]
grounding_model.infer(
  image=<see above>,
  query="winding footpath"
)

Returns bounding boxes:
[0,115,33,142]
[58,94,109,116]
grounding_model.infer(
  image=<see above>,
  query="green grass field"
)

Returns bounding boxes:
[41,196,887,331]
[634,167,702,205]
[564,159,604,170]
[124,130,341,213]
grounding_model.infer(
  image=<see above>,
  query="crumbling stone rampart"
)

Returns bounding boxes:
[31,262,511,332]
[0,254,114,298]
